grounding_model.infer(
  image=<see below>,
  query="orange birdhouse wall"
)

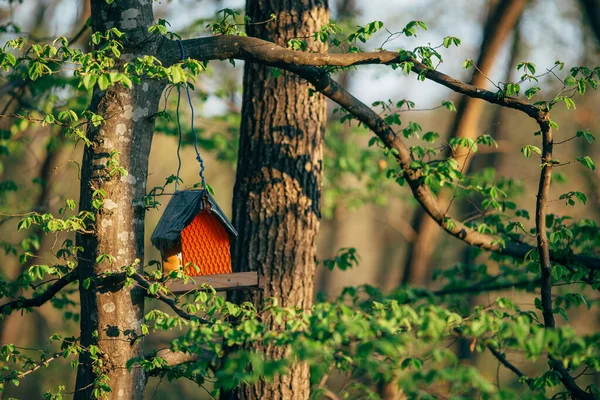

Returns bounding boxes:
[181,211,232,276]
[161,211,232,277]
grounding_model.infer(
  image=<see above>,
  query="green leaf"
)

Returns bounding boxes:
[524,86,541,99]
[5,52,16,67]
[564,97,576,110]
[399,61,413,75]
[576,129,595,144]
[574,191,587,205]
[517,61,536,75]
[98,74,110,91]
[58,110,79,122]
[117,73,133,88]
[559,191,587,206]
[80,75,97,90]
[577,79,586,95]
[409,161,422,170]
[442,36,461,48]
[476,134,497,148]
[564,75,577,86]
[170,65,185,84]
[18,217,32,231]
[422,131,439,143]
[110,45,121,58]
[28,61,44,80]
[91,32,102,45]
[441,100,456,111]
[521,145,541,158]
[505,83,520,96]
[287,39,308,51]
[576,156,595,171]
[206,183,215,195]
[148,283,159,295]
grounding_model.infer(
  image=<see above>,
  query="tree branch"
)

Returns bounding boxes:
[16,353,61,379]
[162,35,541,117]
[0,351,65,385]
[486,345,533,386]
[154,349,201,366]
[0,269,78,316]
[536,120,556,329]
[130,273,209,324]
[157,35,600,272]
[534,114,595,400]
[144,348,216,379]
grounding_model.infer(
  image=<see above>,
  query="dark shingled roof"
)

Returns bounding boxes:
[150,189,237,251]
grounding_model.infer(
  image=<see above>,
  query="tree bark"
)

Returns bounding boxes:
[224,1,329,399]
[74,1,164,398]
[402,0,525,286]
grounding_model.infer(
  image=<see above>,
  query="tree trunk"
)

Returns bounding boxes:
[376,377,407,400]
[74,1,164,398]
[581,0,600,43]
[580,0,600,212]
[402,0,525,286]
[225,1,329,399]
[457,22,522,363]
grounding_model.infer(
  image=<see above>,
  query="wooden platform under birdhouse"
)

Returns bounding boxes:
[166,271,263,294]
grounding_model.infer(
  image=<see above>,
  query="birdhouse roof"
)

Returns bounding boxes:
[150,189,237,251]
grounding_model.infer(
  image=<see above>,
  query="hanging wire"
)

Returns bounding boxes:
[184,75,206,190]
[174,39,206,191]
[174,85,183,192]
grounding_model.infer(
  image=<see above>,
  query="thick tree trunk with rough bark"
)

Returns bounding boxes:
[402,0,525,286]
[74,1,164,398]
[225,1,329,399]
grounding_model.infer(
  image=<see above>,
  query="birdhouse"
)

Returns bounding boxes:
[151,189,237,277]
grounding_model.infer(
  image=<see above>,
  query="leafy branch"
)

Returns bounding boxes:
[0,269,78,316]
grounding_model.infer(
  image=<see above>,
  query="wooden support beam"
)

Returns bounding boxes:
[166,272,262,294]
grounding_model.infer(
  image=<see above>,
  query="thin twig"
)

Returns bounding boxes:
[486,345,533,386]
